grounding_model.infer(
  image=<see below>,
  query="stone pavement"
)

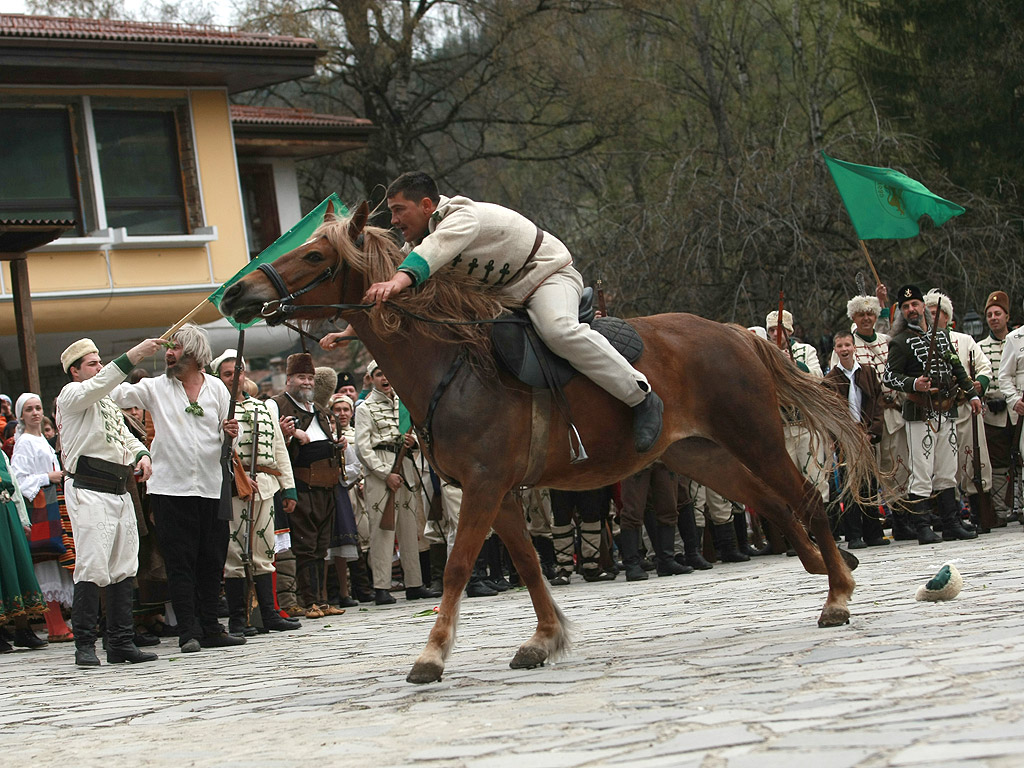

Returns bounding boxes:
[3,529,1024,768]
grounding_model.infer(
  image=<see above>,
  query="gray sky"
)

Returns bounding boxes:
[0,0,237,26]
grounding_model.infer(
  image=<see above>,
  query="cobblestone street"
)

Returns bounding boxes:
[3,529,1024,768]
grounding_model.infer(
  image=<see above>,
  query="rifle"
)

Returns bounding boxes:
[968,351,997,530]
[776,290,794,361]
[596,278,608,317]
[218,330,245,521]
[1005,417,1024,513]
[380,428,414,531]
[242,414,260,626]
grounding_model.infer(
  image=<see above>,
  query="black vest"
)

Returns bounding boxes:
[272,393,336,467]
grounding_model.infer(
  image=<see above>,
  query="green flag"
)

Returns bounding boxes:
[821,151,965,240]
[209,193,348,329]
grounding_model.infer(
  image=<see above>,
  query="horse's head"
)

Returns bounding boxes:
[219,201,371,326]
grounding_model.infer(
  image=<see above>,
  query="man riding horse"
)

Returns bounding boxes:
[363,172,664,453]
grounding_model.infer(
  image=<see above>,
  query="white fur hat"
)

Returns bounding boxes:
[765,310,793,334]
[846,295,881,320]
[211,348,245,375]
[923,289,954,320]
[366,359,381,376]
[748,325,768,340]
[61,338,99,373]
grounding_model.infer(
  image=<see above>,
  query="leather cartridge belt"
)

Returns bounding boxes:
[72,455,132,495]
[293,458,339,488]
[373,442,416,455]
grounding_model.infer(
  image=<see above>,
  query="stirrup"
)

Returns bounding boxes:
[568,423,589,464]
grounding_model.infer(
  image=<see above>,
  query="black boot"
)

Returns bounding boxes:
[905,495,942,544]
[632,390,664,453]
[732,512,763,557]
[532,536,557,581]
[618,527,649,581]
[255,574,300,632]
[72,581,100,667]
[466,553,499,597]
[374,588,397,605]
[891,506,918,541]
[677,505,713,570]
[938,488,978,541]
[429,542,447,593]
[224,578,258,637]
[349,552,375,603]
[712,520,751,563]
[106,579,157,664]
[655,524,692,575]
[483,535,511,590]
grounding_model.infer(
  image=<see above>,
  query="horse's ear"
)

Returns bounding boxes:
[348,200,369,241]
[324,199,337,223]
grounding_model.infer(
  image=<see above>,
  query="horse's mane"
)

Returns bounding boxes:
[314,214,522,366]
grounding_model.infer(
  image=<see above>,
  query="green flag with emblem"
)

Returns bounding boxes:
[821,151,965,240]
[208,193,348,329]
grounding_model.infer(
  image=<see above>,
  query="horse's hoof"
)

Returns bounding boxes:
[839,549,860,571]
[510,645,548,670]
[817,607,851,628]
[407,660,444,684]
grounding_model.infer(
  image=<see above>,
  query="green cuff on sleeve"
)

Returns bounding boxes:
[977,375,990,395]
[114,353,134,375]
[397,251,430,285]
[879,306,890,319]
[134,450,150,464]
[282,488,298,502]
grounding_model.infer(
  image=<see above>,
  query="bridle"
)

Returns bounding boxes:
[258,234,363,321]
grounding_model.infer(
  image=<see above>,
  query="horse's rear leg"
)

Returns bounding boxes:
[662,438,854,627]
[492,494,570,670]
[407,489,500,685]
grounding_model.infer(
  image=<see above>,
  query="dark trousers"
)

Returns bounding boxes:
[150,494,228,646]
[620,464,677,529]
[290,484,335,607]
[829,468,884,542]
[549,489,606,527]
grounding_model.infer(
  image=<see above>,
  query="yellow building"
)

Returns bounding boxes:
[0,14,370,399]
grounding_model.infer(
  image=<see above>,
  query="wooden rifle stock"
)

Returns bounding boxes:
[243,415,260,624]
[596,278,608,317]
[380,428,414,531]
[218,330,245,521]
[968,351,997,529]
[1005,418,1024,510]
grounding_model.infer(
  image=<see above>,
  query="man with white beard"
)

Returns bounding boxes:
[272,353,343,618]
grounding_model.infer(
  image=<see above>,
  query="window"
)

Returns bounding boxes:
[93,109,188,235]
[0,108,84,234]
[0,97,201,239]
[239,163,281,256]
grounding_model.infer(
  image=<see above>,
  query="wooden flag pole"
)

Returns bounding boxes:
[161,296,211,340]
[858,239,882,288]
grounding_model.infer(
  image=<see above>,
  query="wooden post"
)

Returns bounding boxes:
[8,255,40,395]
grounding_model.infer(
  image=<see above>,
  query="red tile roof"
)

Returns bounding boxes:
[0,13,318,49]
[230,104,371,129]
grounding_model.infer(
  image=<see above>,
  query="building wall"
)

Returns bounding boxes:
[0,85,247,334]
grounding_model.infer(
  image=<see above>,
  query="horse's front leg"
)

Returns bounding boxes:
[406,487,500,684]
[492,494,571,670]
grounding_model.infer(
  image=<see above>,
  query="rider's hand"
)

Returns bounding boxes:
[363,272,413,306]
[386,472,402,492]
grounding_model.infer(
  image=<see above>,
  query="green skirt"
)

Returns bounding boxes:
[0,499,46,624]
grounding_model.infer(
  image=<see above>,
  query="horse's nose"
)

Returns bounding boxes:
[221,281,244,311]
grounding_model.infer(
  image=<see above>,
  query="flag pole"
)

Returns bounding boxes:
[161,296,211,340]
[858,240,882,288]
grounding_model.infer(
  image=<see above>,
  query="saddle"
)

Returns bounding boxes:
[492,286,644,389]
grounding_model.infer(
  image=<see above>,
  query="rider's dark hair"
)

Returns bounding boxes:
[386,171,440,204]
[833,329,855,344]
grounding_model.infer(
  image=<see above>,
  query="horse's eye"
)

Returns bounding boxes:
[305,251,324,263]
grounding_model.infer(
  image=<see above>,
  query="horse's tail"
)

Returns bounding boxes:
[735,328,877,506]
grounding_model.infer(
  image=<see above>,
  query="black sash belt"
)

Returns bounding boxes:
[72,456,132,495]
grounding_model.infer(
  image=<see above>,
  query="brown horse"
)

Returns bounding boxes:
[220,203,875,685]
